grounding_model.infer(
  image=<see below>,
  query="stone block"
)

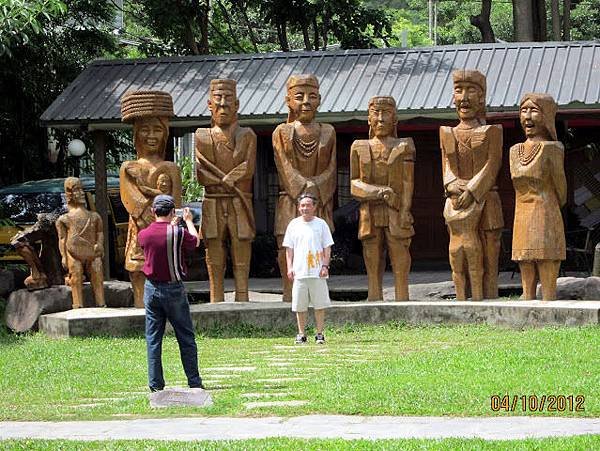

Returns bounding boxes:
[584,277,600,300]
[5,281,133,333]
[6,286,72,332]
[536,277,589,300]
[409,281,456,301]
[0,269,15,298]
[149,387,213,408]
[103,281,133,307]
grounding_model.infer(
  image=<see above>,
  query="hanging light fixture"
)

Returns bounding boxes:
[67,139,86,157]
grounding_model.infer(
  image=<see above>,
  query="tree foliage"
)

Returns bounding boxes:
[571,0,600,40]
[127,0,393,56]
[0,0,67,56]
[0,0,121,185]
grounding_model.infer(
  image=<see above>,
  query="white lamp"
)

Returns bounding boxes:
[67,139,86,157]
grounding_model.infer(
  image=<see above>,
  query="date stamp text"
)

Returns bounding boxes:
[490,394,585,412]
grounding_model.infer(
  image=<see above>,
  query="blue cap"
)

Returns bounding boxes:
[152,194,175,210]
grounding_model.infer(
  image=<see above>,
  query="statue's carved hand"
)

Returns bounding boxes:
[93,244,103,258]
[61,257,67,270]
[126,166,142,179]
[446,182,462,197]
[304,179,317,193]
[379,187,392,200]
[455,190,474,209]
[222,173,235,190]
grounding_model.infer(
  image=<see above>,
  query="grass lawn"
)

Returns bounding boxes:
[2,436,600,450]
[0,322,598,421]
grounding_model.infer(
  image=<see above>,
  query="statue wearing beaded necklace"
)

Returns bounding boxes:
[509,93,566,301]
[272,74,337,302]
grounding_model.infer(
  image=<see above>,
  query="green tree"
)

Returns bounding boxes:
[0,0,67,56]
[571,0,600,40]
[126,0,393,56]
[0,0,120,185]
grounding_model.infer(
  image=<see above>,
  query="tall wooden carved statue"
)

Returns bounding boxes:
[350,96,415,301]
[440,69,504,301]
[120,90,182,308]
[56,177,106,309]
[273,74,336,302]
[195,79,256,303]
[510,93,566,301]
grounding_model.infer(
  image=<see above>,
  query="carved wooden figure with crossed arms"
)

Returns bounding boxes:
[195,79,256,303]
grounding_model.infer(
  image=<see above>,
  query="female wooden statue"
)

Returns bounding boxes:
[120,90,182,307]
[510,93,566,301]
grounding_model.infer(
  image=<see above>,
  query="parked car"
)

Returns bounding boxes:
[0,176,128,277]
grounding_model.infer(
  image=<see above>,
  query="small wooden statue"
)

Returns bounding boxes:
[350,96,415,301]
[510,93,566,301]
[56,177,106,308]
[120,90,182,308]
[11,212,63,290]
[195,79,256,303]
[273,74,336,302]
[440,69,504,301]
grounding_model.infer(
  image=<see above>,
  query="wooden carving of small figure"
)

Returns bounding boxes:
[440,69,504,301]
[510,93,566,301]
[56,177,106,309]
[120,90,182,308]
[350,96,415,301]
[11,212,63,290]
[195,79,256,303]
[273,74,336,302]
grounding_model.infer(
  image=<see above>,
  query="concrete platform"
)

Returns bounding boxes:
[39,298,600,338]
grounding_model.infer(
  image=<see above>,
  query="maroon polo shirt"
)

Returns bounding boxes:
[138,221,198,282]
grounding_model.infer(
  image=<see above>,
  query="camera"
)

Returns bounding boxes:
[174,208,184,221]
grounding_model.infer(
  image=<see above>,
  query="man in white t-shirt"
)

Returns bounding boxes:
[282,193,334,344]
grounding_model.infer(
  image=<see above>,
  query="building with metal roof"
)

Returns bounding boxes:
[41,40,600,129]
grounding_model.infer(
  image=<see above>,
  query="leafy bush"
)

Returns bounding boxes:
[178,155,204,203]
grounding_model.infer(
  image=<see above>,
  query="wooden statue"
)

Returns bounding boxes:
[56,177,106,308]
[510,93,566,301]
[273,74,336,302]
[195,79,256,303]
[350,96,415,301]
[120,90,182,308]
[440,69,504,301]
[11,212,63,290]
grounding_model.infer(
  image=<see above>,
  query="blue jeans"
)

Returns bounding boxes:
[144,280,202,391]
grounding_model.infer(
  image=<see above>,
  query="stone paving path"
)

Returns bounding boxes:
[1,416,599,441]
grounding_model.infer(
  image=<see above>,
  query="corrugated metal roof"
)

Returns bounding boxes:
[41,41,600,128]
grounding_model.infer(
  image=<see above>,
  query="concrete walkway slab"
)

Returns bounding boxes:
[1,416,599,441]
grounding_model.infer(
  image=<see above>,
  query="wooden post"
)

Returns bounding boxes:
[92,130,110,279]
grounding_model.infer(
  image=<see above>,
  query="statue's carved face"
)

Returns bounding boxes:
[368,103,396,138]
[65,180,86,206]
[453,81,484,120]
[157,173,172,194]
[135,117,167,156]
[287,85,320,123]
[520,99,546,139]
[208,87,238,127]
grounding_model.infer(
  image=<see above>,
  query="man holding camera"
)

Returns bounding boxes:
[138,194,204,392]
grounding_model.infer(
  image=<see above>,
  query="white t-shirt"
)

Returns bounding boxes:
[282,216,334,279]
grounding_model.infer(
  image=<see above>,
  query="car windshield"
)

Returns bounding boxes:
[0,193,67,224]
